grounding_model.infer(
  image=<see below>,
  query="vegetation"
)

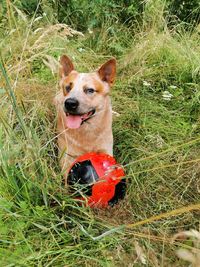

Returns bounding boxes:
[0,0,200,266]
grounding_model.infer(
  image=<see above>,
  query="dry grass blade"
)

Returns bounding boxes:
[42,55,59,75]
[31,23,83,51]
[126,204,200,229]
[124,137,200,167]
[176,249,197,265]
[134,241,147,265]
[172,230,200,243]
[173,229,200,267]
[6,23,83,77]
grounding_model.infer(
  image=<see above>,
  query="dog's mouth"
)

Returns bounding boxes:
[65,109,96,129]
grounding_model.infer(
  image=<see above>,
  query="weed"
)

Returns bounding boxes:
[0,1,200,266]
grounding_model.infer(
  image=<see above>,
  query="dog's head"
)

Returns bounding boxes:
[58,55,116,129]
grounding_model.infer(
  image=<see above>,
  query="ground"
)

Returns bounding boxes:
[0,1,200,266]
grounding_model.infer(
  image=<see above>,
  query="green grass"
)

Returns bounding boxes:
[0,1,200,266]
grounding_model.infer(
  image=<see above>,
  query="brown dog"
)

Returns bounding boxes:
[54,55,116,182]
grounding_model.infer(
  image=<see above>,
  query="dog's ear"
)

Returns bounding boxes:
[59,55,74,77]
[98,58,116,86]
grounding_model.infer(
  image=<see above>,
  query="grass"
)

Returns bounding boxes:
[0,1,200,266]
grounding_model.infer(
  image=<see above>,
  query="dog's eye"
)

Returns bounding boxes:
[85,88,95,94]
[65,85,71,93]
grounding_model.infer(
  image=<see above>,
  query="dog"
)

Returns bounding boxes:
[54,55,116,183]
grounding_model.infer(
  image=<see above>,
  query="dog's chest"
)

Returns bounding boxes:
[67,128,103,149]
[65,123,112,154]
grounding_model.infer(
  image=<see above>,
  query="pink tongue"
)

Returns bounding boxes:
[66,115,82,129]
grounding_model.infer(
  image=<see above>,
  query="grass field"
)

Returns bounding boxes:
[0,1,200,266]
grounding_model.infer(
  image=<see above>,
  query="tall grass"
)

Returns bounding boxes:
[0,1,200,266]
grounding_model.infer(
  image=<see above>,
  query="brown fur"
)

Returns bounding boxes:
[54,55,116,184]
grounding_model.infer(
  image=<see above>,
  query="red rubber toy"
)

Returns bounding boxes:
[67,152,126,208]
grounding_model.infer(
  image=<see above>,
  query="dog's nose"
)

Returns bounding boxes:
[64,98,79,112]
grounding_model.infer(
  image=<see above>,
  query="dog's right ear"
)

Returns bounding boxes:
[59,55,74,77]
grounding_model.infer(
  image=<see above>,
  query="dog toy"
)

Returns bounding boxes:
[67,152,126,208]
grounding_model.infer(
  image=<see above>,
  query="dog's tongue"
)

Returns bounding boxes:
[66,115,82,129]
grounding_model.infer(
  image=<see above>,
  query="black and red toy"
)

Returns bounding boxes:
[67,152,126,208]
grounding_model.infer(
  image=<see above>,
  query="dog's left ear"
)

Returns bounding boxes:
[98,58,116,86]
